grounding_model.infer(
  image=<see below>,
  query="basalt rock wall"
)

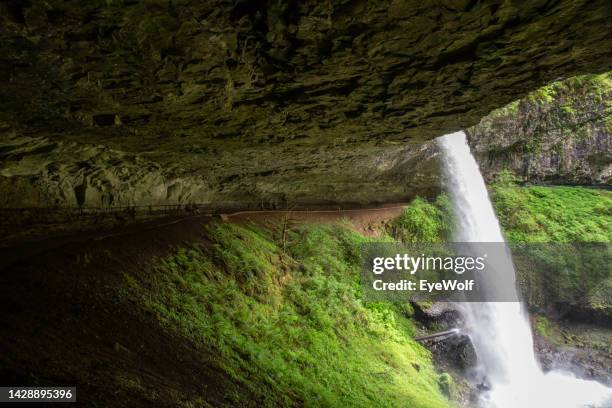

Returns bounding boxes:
[467,73,612,185]
[1,0,611,208]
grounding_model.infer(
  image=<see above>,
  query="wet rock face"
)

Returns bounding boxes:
[466,73,612,185]
[1,1,611,207]
[533,322,612,387]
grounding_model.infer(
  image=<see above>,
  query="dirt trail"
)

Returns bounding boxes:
[224,203,406,235]
[0,204,407,271]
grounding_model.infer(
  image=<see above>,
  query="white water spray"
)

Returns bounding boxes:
[438,131,611,408]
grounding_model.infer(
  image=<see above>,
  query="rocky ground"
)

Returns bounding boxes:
[533,316,612,386]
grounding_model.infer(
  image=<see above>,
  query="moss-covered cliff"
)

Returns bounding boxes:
[1,1,611,208]
[467,72,612,184]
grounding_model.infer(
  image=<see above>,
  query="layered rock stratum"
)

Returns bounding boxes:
[1,0,611,208]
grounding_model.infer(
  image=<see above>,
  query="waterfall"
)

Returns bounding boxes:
[437,131,611,408]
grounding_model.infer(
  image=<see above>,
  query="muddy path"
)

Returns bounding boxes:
[0,204,406,271]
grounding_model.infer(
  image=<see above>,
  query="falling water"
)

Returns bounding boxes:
[437,131,611,408]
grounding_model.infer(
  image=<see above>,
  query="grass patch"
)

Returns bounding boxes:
[388,196,451,243]
[389,185,610,314]
[490,181,612,243]
[489,178,611,314]
[127,222,451,408]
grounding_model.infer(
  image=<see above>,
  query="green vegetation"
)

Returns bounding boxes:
[118,182,609,404]
[391,174,611,245]
[525,72,612,106]
[390,180,610,316]
[533,315,553,339]
[527,84,555,104]
[486,72,611,144]
[389,175,611,245]
[490,175,611,243]
[436,373,456,399]
[488,99,520,117]
[482,72,612,168]
[388,196,451,243]
[532,315,564,346]
[488,175,611,316]
[487,72,611,120]
[124,221,452,408]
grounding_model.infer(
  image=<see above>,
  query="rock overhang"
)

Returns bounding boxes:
[0,0,611,208]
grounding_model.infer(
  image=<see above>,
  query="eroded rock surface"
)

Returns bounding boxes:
[467,73,612,184]
[1,0,611,207]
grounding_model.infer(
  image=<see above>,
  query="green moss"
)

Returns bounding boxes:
[533,315,553,338]
[560,104,576,115]
[604,114,612,133]
[127,221,451,408]
[490,183,612,243]
[491,71,612,117]
[523,138,542,154]
[527,84,556,104]
[490,182,611,313]
[437,373,456,399]
[386,180,610,314]
[533,315,563,346]
[488,99,520,118]
[112,179,610,406]
[389,196,451,243]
